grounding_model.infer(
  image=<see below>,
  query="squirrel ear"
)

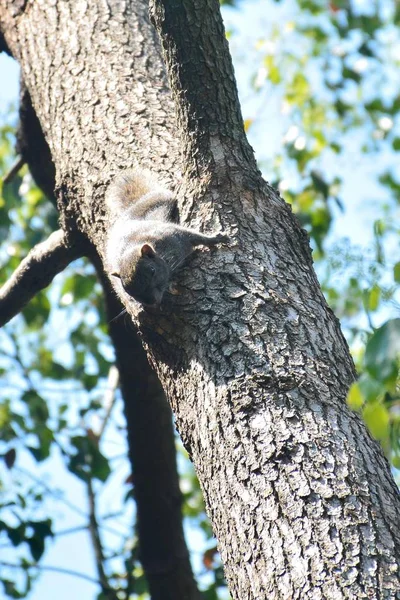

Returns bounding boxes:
[141,243,156,258]
[111,272,121,279]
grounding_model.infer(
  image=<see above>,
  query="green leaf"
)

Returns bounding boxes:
[90,447,111,483]
[31,519,53,540]
[392,455,400,469]
[264,55,281,85]
[27,426,53,462]
[347,383,364,410]
[22,291,51,329]
[68,436,111,483]
[202,588,220,600]
[61,273,96,302]
[311,171,329,199]
[2,176,22,209]
[342,67,361,83]
[286,73,310,105]
[373,219,385,237]
[7,524,26,547]
[134,573,148,594]
[82,373,98,391]
[364,319,400,383]
[4,448,16,469]
[394,262,400,283]
[358,374,383,403]
[0,401,11,429]
[27,535,45,562]
[22,390,49,423]
[243,119,253,132]
[51,361,71,380]
[2,578,24,599]
[362,403,390,440]
[368,285,380,311]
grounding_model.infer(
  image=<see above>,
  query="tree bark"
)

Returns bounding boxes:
[1,1,400,599]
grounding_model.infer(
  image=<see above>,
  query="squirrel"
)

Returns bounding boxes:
[105,169,228,306]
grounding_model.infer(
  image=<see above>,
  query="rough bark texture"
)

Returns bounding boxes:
[1,1,400,599]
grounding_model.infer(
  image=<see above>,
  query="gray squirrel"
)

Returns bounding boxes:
[105,169,228,306]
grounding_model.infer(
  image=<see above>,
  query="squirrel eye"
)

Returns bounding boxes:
[150,265,156,275]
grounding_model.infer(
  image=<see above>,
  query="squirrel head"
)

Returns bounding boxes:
[112,243,170,306]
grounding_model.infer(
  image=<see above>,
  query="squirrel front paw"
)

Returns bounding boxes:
[214,232,229,244]
[168,282,181,295]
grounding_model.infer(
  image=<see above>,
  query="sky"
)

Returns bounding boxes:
[0,53,19,112]
[0,1,398,599]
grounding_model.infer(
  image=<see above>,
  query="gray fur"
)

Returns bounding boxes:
[105,169,228,306]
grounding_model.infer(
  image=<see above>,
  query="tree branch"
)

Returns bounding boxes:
[0,561,102,586]
[98,366,119,440]
[15,466,126,539]
[2,156,25,184]
[87,478,119,600]
[0,229,83,327]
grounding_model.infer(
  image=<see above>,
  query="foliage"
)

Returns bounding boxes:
[348,319,400,462]
[225,0,400,466]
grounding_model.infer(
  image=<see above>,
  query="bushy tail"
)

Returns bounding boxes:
[105,168,168,213]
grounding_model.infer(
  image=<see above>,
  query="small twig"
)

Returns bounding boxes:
[87,478,119,600]
[8,332,36,390]
[15,465,87,518]
[364,306,375,331]
[15,466,127,539]
[2,156,25,185]
[0,560,101,586]
[0,382,119,394]
[98,366,119,440]
[54,525,89,537]
[108,452,129,462]
[0,229,83,327]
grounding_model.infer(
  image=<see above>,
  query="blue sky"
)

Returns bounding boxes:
[0,54,19,112]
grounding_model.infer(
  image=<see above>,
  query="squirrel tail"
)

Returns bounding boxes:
[106,168,170,213]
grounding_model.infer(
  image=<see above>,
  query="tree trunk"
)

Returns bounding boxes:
[1,1,400,599]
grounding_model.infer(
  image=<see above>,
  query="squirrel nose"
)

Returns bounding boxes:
[142,290,164,308]
[145,291,163,307]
